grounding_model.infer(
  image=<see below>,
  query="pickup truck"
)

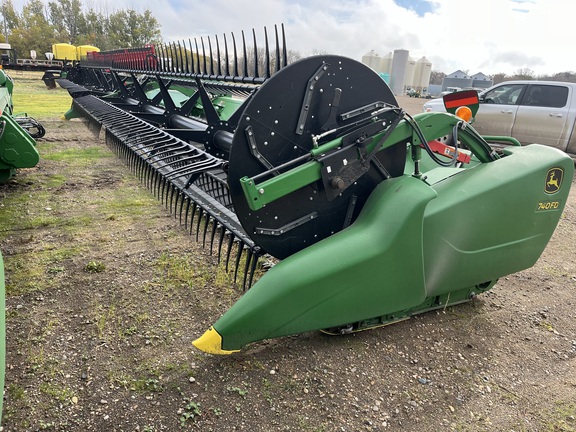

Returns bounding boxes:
[422,80,576,157]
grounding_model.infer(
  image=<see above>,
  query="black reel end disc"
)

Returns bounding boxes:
[228,55,405,259]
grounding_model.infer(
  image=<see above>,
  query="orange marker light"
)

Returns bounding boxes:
[455,106,473,122]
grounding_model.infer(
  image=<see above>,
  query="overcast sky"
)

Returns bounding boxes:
[11,0,572,76]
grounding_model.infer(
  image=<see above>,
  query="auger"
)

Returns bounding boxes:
[57,26,574,354]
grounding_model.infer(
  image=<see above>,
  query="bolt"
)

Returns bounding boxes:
[330,177,346,190]
[258,188,265,195]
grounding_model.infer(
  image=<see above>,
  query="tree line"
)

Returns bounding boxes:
[1,0,162,60]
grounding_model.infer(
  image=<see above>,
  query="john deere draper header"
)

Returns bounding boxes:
[57,25,573,354]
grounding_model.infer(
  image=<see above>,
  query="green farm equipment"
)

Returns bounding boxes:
[57,26,573,354]
[0,67,41,182]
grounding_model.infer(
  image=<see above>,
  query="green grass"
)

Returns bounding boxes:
[545,401,576,431]
[9,71,72,118]
[41,146,113,164]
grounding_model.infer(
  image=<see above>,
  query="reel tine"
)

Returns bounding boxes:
[152,169,160,197]
[264,26,270,78]
[165,43,173,73]
[177,41,185,73]
[223,33,230,77]
[170,184,177,214]
[281,23,287,68]
[152,169,160,198]
[217,226,226,263]
[174,41,182,73]
[194,38,201,74]
[161,176,168,206]
[177,192,184,224]
[241,247,253,291]
[207,35,214,76]
[215,34,222,77]
[201,37,207,75]
[233,241,245,284]
[209,219,218,255]
[195,206,204,241]
[166,182,176,212]
[160,44,168,73]
[232,32,239,77]
[246,248,260,290]
[274,24,281,72]
[241,30,248,77]
[252,28,259,79]
[188,39,195,74]
[202,213,211,247]
[183,196,191,229]
[171,42,178,73]
[189,200,198,235]
[225,232,235,272]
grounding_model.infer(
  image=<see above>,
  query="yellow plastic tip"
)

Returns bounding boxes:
[192,326,240,355]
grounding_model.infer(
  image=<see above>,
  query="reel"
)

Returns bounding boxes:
[227,55,406,259]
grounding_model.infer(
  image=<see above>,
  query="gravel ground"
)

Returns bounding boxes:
[0,96,575,431]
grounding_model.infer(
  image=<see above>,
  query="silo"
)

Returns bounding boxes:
[414,56,432,91]
[390,49,409,96]
[381,52,393,75]
[404,56,417,91]
[361,50,382,73]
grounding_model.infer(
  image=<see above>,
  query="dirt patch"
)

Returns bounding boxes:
[0,100,575,431]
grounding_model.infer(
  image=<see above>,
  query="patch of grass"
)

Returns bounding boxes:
[179,400,201,426]
[4,245,82,295]
[226,386,248,397]
[42,146,113,164]
[6,384,26,401]
[157,253,210,290]
[94,303,116,339]
[10,71,72,118]
[544,401,576,431]
[85,260,105,273]
[39,382,75,402]
[109,370,165,393]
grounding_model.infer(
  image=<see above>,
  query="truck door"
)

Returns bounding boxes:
[512,84,570,149]
[473,83,525,137]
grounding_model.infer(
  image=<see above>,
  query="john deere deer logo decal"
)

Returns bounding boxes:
[545,168,563,194]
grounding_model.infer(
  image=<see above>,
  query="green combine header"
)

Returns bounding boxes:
[54,25,573,354]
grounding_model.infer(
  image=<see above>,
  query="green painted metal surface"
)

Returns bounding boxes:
[0,113,41,182]
[0,69,40,182]
[240,112,495,211]
[144,85,244,121]
[202,141,573,352]
[217,175,436,350]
